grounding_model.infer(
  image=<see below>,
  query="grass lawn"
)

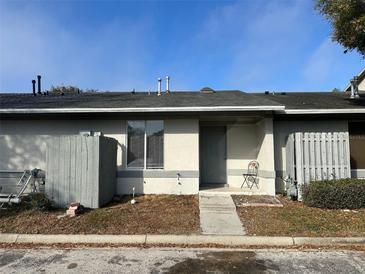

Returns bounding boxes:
[0,195,200,235]
[234,195,365,237]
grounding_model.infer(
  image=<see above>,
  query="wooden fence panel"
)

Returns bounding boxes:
[309,133,316,181]
[295,132,304,190]
[344,132,351,178]
[327,133,333,179]
[321,133,327,179]
[333,133,339,179]
[315,133,321,181]
[338,133,344,178]
[285,134,295,182]
[286,132,351,200]
[46,135,117,208]
[303,133,310,184]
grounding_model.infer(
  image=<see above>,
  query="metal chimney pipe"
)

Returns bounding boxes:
[37,75,41,94]
[166,76,170,94]
[354,76,360,98]
[350,76,360,99]
[32,80,36,96]
[157,77,162,96]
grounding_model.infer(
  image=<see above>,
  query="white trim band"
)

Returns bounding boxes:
[282,109,365,114]
[3,106,364,114]
[0,105,285,114]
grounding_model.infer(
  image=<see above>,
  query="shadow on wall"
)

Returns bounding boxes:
[0,134,125,171]
[116,142,147,195]
[117,177,146,195]
[0,119,127,171]
[118,142,127,169]
[350,134,365,169]
[256,119,269,154]
[227,123,265,162]
[0,135,48,170]
[273,121,349,174]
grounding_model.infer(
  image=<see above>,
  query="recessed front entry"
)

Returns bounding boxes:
[200,125,227,186]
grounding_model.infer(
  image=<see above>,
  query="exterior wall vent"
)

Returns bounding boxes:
[157,78,162,96]
[350,76,360,99]
[32,80,36,96]
[166,76,170,94]
[200,87,215,94]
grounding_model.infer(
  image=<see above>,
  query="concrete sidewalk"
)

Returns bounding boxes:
[1,233,364,247]
[199,194,245,235]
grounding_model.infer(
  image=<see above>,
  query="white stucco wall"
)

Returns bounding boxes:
[117,177,198,195]
[273,120,349,192]
[0,119,124,170]
[0,118,199,195]
[117,119,200,195]
[1,117,280,195]
[256,118,276,195]
[226,118,276,195]
[164,119,199,171]
[226,124,258,170]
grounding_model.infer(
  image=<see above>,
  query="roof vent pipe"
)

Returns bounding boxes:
[350,76,360,99]
[166,76,170,94]
[37,75,42,94]
[32,80,36,96]
[157,77,162,96]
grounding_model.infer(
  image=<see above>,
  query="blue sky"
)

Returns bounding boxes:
[0,0,364,93]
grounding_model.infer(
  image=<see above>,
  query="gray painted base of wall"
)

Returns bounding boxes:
[227,169,275,179]
[117,170,199,178]
[351,169,365,178]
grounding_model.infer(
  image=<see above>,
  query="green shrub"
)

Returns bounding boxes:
[302,179,365,209]
[21,193,54,211]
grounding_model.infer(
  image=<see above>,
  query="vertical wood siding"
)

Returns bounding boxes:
[46,135,117,208]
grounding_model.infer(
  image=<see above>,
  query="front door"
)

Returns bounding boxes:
[200,125,227,185]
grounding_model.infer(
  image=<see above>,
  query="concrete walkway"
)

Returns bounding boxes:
[199,194,245,235]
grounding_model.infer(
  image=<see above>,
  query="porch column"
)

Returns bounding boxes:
[256,118,276,195]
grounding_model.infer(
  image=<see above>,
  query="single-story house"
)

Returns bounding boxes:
[0,85,364,197]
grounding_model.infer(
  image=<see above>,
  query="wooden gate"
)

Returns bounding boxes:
[46,135,117,208]
[286,132,351,199]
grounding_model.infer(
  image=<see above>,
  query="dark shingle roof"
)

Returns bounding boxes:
[0,91,364,114]
[0,90,281,109]
[253,92,365,109]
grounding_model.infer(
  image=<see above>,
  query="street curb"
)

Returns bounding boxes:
[15,234,147,244]
[1,233,364,246]
[145,235,293,246]
[293,237,365,246]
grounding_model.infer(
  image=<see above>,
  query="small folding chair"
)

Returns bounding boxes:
[241,161,259,189]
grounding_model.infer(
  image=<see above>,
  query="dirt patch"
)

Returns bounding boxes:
[232,195,283,207]
[236,195,365,237]
[165,251,280,274]
[0,195,200,235]
[0,242,364,252]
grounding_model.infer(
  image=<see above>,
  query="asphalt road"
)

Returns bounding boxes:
[0,247,364,274]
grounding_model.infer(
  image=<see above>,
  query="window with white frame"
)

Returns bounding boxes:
[127,120,164,169]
